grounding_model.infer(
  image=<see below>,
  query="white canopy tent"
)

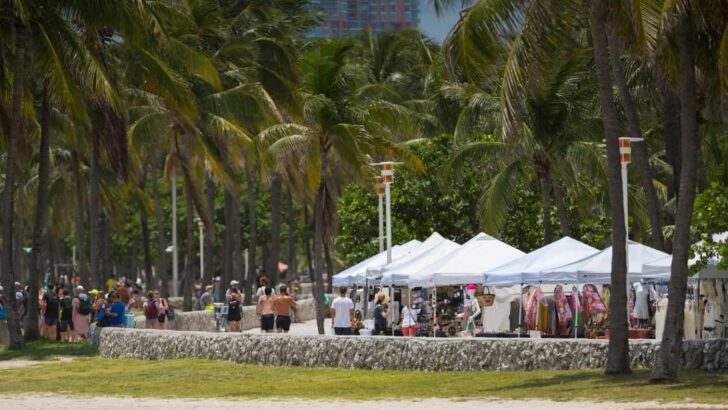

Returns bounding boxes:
[332,239,422,287]
[643,232,728,280]
[406,232,524,288]
[376,232,460,286]
[483,236,599,286]
[540,240,670,284]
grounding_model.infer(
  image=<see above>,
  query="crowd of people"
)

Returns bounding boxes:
[0,277,171,342]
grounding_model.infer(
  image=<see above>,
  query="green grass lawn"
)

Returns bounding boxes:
[0,355,726,404]
[0,340,98,361]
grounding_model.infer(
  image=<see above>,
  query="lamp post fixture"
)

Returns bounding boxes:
[195,217,205,282]
[375,176,385,254]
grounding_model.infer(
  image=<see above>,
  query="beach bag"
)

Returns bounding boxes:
[166,304,176,320]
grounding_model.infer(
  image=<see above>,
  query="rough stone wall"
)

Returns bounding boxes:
[93,328,728,372]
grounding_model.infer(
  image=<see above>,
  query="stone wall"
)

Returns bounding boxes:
[92,327,728,372]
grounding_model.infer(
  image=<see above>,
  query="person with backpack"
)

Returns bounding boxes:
[72,286,91,341]
[143,291,159,329]
[42,288,60,340]
[227,288,242,332]
[59,289,75,342]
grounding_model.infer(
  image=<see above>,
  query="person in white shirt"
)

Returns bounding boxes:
[330,286,355,336]
[401,303,420,337]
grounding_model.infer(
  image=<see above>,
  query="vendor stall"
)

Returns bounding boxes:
[332,239,421,286]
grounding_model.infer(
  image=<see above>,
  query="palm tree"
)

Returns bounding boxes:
[651,0,699,383]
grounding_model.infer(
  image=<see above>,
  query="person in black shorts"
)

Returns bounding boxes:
[273,285,296,333]
[227,287,242,332]
[256,287,276,333]
[43,288,60,340]
[59,289,75,342]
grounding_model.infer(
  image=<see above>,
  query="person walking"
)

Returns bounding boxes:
[372,293,391,336]
[72,286,91,341]
[227,288,242,332]
[156,292,170,330]
[273,285,296,334]
[59,289,75,342]
[256,287,276,333]
[143,292,159,329]
[400,302,420,337]
[42,287,60,339]
[331,286,354,336]
[200,285,214,310]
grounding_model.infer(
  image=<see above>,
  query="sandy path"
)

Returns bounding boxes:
[0,356,74,369]
[1,395,726,410]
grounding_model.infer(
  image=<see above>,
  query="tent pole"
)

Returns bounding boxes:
[574,281,579,339]
[518,283,523,338]
[433,286,437,338]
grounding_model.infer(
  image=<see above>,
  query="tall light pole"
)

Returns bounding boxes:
[376,176,384,254]
[172,168,179,297]
[195,217,205,282]
[619,137,637,267]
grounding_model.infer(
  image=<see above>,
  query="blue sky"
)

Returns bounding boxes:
[417,0,461,43]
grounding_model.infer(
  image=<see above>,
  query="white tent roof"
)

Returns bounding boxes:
[540,241,670,284]
[643,232,728,280]
[483,236,599,286]
[373,232,459,286]
[406,232,525,288]
[332,239,421,286]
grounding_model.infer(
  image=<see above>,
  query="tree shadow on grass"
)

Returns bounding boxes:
[0,340,98,361]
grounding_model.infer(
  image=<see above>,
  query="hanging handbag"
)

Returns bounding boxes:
[478,286,495,307]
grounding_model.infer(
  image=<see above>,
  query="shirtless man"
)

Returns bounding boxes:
[273,285,296,334]
[256,287,276,333]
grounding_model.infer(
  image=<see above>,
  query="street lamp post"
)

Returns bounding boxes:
[376,176,385,254]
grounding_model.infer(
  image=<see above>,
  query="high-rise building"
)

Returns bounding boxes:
[307,0,420,38]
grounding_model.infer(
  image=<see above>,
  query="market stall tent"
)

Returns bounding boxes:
[332,239,422,286]
[642,232,728,280]
[376,232,460,286]
[406,232,524,288]
[540,240,670,283]
[483,236,599,286]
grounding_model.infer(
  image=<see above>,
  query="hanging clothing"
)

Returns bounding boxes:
[633,282,650,320]
[655,298,668,340]
[683,300,698,340]
[525,288,544,331]
[583,285,607,315]
[554,285,572,324]
[601,286,611,309]
[703,300,717,335]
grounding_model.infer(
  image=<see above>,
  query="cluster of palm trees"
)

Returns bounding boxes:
[0,1,439,347]
[0,0,725,383]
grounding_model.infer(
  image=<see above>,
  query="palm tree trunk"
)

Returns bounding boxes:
[182,174,196,312]
[71,151,89,288]
[537,172,553,244]
[150,147,166,295]
[88,129,102,289]
[25,82,52,341]
[244,165,256,305]
[550,175,571,236]
[204,173,215,282]
[140,167,153,284]
[286,189,297,281]
[303,202,314,280]
[662,89,681,205]
[608,33,665,251]
[313,153,329,335]
[651,3,697,382]
[267,174,282,286]
[589,0,631,374]
[222,189,234,300]
[324,241,333,294]
[1,22,28,349]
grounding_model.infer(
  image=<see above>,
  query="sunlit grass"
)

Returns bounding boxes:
[0,339,98,361]
[0,356,726,404]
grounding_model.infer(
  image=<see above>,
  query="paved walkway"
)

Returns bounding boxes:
[2,395,726,410]
[243,318,333,335]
